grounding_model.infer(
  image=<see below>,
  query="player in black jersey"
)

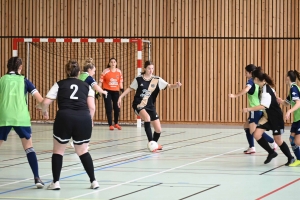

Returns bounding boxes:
[242,67,294,165]
[39,60,99,190]
[117,61,182,151]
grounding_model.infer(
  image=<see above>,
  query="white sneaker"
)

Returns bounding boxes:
[244,147,256,154]
[270,142,278,150]
[90,180,99,189]
[47,181,60,190]
[34,177,44,189]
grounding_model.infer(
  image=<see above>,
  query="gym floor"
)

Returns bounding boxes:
[0,124,298,200]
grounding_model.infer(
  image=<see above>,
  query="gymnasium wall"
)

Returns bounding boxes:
[0,0,299,124]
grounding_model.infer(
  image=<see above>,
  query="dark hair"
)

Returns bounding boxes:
[245,64,257,73]
[141,61,154,75]
[106,57,117,68]
[83,58,95,72]
[252,67,275,87]
[7,57,22,74]
[287,70,300,82]
[65,59,80,77]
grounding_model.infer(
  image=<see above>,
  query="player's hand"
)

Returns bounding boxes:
[95,92,100,100]
[176,82,182,88]
[118,98,122,108]
[277,97,284,104]
[242,108,249,113]
[35,103,42,111]
[229,94,236,98]
[43,110,49,120]
[102,90,108,98]
[285,110,291,120]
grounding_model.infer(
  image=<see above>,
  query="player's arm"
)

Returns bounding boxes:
[93,84,107,95]
[244,105,265,112]
[118,78,136,108]
[25,79,44,103]
[98,72,104,89]
[39,82,58,119]
[85,77,106,96]
[119,88,132,99]
[285,86,300,120]
[277,97,290,107]
[87,86,95,119]
[243,92,271,113]
[167,82,182,89]
[287,100,300,114]
[229,86,251,98]
[157,77,181,90]
[40,98,54,120]
[32,92,43,103]
[87,96,95,119]
[117,87,132,108]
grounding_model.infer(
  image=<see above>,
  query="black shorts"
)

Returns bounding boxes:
[53,110,92,145]
[132,105,159,121]
[257,122,284,136]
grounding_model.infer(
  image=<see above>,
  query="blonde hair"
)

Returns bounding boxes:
[83,58,95,72]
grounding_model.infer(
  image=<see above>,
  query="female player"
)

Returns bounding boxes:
[242,67,294,165]
[68,58,108,148]
[277,70,300,166]
[0,57,44,188]
[99,58,123,130]
[40,60,99,190]
[117,61,182,152]
[229,64,276,154]
[79,58,108,99]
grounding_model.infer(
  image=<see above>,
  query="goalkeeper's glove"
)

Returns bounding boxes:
[120,88,124,93]
[95,92,100,99]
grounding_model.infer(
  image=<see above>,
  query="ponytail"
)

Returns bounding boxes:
[287,70,300,82]
[65,59,80,77]
[262,73,275,88]
[252,67,275,87]
[7,57,22,74]
[83,58,95,72]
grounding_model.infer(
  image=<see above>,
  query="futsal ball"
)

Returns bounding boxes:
[147,141,158,152]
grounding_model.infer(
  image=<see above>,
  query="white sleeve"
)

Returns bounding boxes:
[260,93,272,108]
[130,78,138,90]
[158,77,168,90]
[88,86,95,97]
[46,83,59,99]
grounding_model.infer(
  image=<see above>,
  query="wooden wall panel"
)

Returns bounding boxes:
[0,0,299,124]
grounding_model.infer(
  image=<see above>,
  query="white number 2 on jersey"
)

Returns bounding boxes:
[70,84,79,99]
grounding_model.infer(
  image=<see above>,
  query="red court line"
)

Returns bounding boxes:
[256,178,300,200]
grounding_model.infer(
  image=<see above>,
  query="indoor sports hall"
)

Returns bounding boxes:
[0,1,299,200]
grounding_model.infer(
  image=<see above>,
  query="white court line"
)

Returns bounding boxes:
[66,148,244,200]
[0,152,144,187]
